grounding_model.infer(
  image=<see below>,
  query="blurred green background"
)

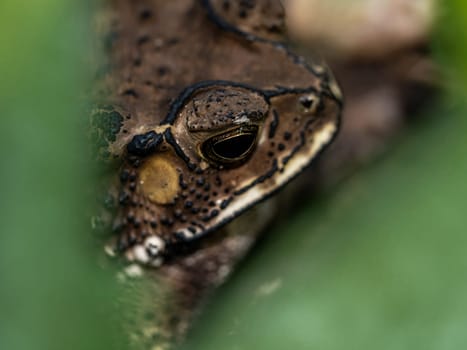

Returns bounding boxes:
[1,1,466,350]
[0,1,121,349]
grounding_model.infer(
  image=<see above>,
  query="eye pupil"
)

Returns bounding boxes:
[212,133,256,159]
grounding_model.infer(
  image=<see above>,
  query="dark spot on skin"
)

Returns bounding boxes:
[127,214,135,224]
[161,218,174,227]
[284,132,292,141]
[119,191,130,206]
[128,233,137,245]
[123,89,138,98]
[120,169,130,183]
[150,221,158,228]
[137,35,150,45]
[238,9,247,18]
[201,208,221,222]
[185,201,194,209]
[112,222,123,233]
[196,177,205,187]
[179,175,188,190]
[166,38,179,46]
[133,57,142,67]
[139,9,152,21]
[117,237,128,252]
[267,23,282,34]
[278,143,285,151]
[157,66,169,76]
[240,0,255,9]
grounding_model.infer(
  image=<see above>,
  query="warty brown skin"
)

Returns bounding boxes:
[92,0,342,348]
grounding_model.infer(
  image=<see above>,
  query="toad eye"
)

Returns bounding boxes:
[200,125,259,167]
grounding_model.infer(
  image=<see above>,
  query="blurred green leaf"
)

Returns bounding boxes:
[0,1,121,349]
[433,0,467,95]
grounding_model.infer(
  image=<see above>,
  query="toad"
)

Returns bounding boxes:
[91,0,342,347]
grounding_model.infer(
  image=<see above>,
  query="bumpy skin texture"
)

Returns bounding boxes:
[93,0,342,347]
